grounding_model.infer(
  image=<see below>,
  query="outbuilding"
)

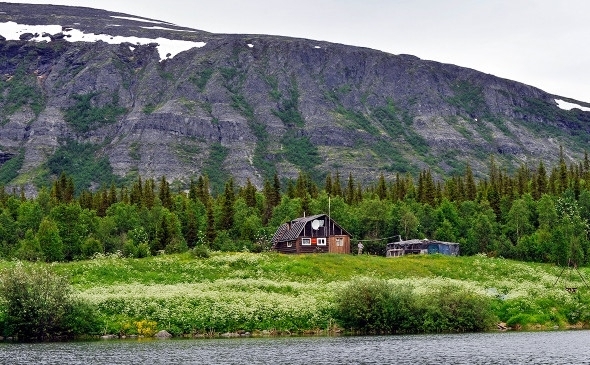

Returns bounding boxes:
[271,214,351,254]
[386,239,459,257]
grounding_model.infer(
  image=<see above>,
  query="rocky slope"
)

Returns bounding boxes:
[1,2,589,193]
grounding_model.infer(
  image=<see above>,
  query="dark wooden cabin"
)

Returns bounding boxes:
[271,214,351,254]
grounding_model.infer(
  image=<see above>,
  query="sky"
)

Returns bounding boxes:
[2,0,590,103]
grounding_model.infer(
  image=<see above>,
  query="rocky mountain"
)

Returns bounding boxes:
[1,2,590,194]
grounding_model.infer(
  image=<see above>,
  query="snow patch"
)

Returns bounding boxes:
[0,21,205,61]
[141,26,196,33]
[314,46,321,49]
[129,46,135,51]
[110,16,172,25]
[555,99,590,112]
[0,22,61,42]
[247,43,254,48]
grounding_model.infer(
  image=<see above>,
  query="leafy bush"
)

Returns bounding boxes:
[191,245,210,258]
[334,278,496,334]
[0,263,97,340]
[419,284,496,332]
[335,278,417,334]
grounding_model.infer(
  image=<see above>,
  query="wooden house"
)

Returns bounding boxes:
[271,214,351,254]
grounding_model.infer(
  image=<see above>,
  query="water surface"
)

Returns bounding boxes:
[1,331,589,364]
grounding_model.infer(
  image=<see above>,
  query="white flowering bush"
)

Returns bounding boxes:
[78,278,336,334]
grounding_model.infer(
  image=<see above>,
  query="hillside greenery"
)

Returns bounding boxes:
[0,148,589,265]
[0,252,588,339]
[0,148,588,338]
[64,93,127,133]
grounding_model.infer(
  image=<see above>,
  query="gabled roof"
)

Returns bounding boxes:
[272,214,350,244]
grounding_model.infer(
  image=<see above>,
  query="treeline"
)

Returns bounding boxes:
[1,148,590,264]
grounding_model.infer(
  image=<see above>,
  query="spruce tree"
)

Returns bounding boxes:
[345,173,355,205]
[464,164,477,201]
[220,178,235,231]
[376,173,387,200]
[158,176,173,210]
[324,173,333,196]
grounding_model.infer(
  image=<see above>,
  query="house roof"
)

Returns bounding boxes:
[272,214,350,244]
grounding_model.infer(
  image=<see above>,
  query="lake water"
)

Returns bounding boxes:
[1,331,589,364]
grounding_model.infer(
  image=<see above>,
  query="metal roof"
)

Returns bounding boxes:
[272,214,349,244]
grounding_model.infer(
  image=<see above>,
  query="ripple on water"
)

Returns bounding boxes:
[1,331,590,364]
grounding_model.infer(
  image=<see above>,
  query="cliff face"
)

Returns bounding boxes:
[1,2,589,193]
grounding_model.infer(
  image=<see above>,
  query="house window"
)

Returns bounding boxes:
[287,241,292,247]
[302,238,311,246]
[336,237,343,247]
[317,238,326,246]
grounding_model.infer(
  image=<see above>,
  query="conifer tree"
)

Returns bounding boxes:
[464,164,477,201]
[130,176,143,207]
[205,198,216,245]
[189,179,198,202]
[195,175,211,207]
[345,173,355,205]
[185,207,199,248]
[324,173,333,195]
[272,172,281,203]
[108,183,118,206]
[376,173,387,200]
[220,178,235,231]
[243,178,257,208]
[535,161,547,199]
[558,146,568,193]
[143,178,156,209]
[158,176,173,210]
[332,171,342,197]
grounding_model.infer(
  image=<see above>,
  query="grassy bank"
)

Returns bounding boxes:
[1,253,590,337]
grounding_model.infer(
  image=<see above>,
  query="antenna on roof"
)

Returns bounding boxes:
[312,220,321,230]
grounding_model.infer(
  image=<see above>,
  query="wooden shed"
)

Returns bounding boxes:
[271,214,351,254]
[385,239,460,257]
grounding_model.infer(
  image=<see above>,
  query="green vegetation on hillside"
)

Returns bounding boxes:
[42,139,119,194]
[64,93,127,133]
[0,150,588,266]
[0,150,24,185]
[0,64,45,120]
[0,253,588,340]
[202,143,229,195]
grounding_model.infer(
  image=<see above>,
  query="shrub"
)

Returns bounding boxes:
[334,278,417,334]
[81,237,104,258]
[191,245,210,258]
[0,263,97,340]
[419,284,496,332]
[334,279,496,334]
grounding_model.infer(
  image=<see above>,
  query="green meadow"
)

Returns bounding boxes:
[2,252,589,338]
